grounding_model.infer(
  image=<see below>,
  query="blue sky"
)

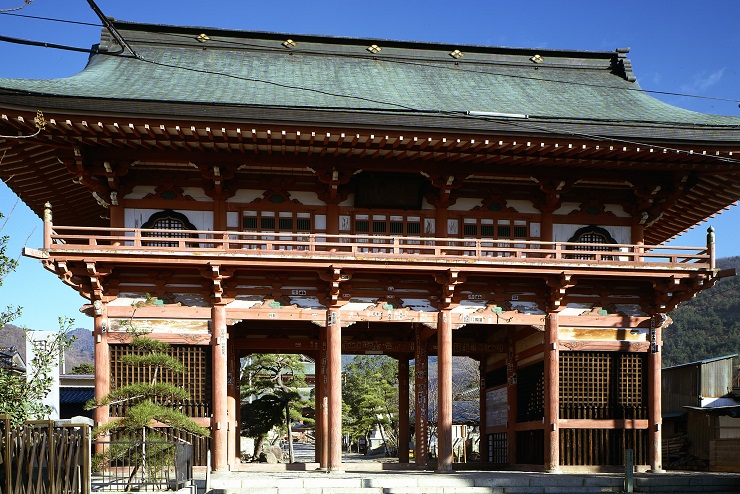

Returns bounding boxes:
[1,0,739,331]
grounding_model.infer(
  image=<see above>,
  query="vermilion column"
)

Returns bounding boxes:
[93,306,110,430]
[211,305,229,471]
[317,327,328,468]
[437,310,453,472]
[227,338,238,466]
[326,308,342,471]
[506,332,518,465]
[398,357,410,463]
[544,313,560,472]
[414,325,429,466]
[632,221,645,262]
[478,358,488,464]
[648,316,664,472]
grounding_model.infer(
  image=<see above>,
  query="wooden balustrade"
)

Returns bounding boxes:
[46,225,711,269]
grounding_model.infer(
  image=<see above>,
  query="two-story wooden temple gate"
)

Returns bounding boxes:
[3,19,740,474]
[31,214,720,472]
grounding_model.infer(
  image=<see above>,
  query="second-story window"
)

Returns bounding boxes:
[567,225,617,260]
[141,210,197,247]
[241,210,314,250]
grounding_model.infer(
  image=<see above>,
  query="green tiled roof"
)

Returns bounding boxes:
[1,20,739,140]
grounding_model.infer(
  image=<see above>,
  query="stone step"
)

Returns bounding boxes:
[205,472,740,494]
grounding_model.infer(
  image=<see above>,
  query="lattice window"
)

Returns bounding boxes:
[141,210,197,247]
[618,353,645,411]
[559,352,646,420]
[566,225,617,260]
[241,211,313,234]
[109,344,211,418]
[489,432,507,464]
[458,218,531,240]
[559,352,613,418]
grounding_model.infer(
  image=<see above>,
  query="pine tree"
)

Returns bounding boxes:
[240,354,312,462]
[87,324,209,485]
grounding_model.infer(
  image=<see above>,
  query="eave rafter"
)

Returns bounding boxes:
[3,111,735,171]
[2,109,739,244]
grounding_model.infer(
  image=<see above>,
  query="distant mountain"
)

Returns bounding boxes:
[663,256,740,367]
[0,324,93,372]
[63,328,94,372]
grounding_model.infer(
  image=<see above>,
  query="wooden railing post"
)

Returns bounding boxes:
[707,226,716,270]
[43,202,52,250]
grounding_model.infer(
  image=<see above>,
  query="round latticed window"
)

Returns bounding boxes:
[141,209,198,247]
[567,225,617,260]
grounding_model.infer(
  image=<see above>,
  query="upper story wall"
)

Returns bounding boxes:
[120,171,638,248]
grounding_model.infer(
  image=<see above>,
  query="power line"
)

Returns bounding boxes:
[1,9,739,165]
[0,10,101,27]
[2,9,738,107]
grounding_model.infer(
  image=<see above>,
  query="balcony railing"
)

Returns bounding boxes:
[43,226,714,270]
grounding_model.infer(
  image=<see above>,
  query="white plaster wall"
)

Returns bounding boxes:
[339,193,354,207]
[421,196,435,211]
[553,202,581,215]
[227,211,239,229]
[604,204,631,218]
[447,197,482,211]
[227,189,265,204]
[554,202,631,219]
[125,208,214,230]
[554,224,630,244]
[507,199,539,214]
[288,190,323,206]
[181,187,213,202]
[123,185,213,202]
[124,185,156,200]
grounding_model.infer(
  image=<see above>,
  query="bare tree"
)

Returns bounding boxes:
[0,1,34,13]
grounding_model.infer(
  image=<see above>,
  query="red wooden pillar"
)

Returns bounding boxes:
[648,316,664,472]
[414,324,429,466]
[437,310,453,472]
[313,352,321,464]
[544,313,560,472]
[506,332,518,465]
[316,327,328,468]
[211,305,229,471]
[540,208,554,259]
[43,202,52,250]
[93,305,110,431]
[227,337,238,466]
[214,198,227,231]
[632,221,645,262]
[326,308,342,471]
[478,358,488,464]
[398,356,410,463]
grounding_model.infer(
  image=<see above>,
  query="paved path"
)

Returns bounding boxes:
[287,441,395,464]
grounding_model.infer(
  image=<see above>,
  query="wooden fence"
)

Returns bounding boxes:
[709,439,740,473]
[0,416,90,494]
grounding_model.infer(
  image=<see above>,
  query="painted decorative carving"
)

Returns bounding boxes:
[142,184,195,201]
[560,340,589,351]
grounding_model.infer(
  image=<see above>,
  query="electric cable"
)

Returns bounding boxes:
[2,9,738,107]
[1,6,739,165]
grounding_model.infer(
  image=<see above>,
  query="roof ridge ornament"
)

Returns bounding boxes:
[611,47,637,82]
